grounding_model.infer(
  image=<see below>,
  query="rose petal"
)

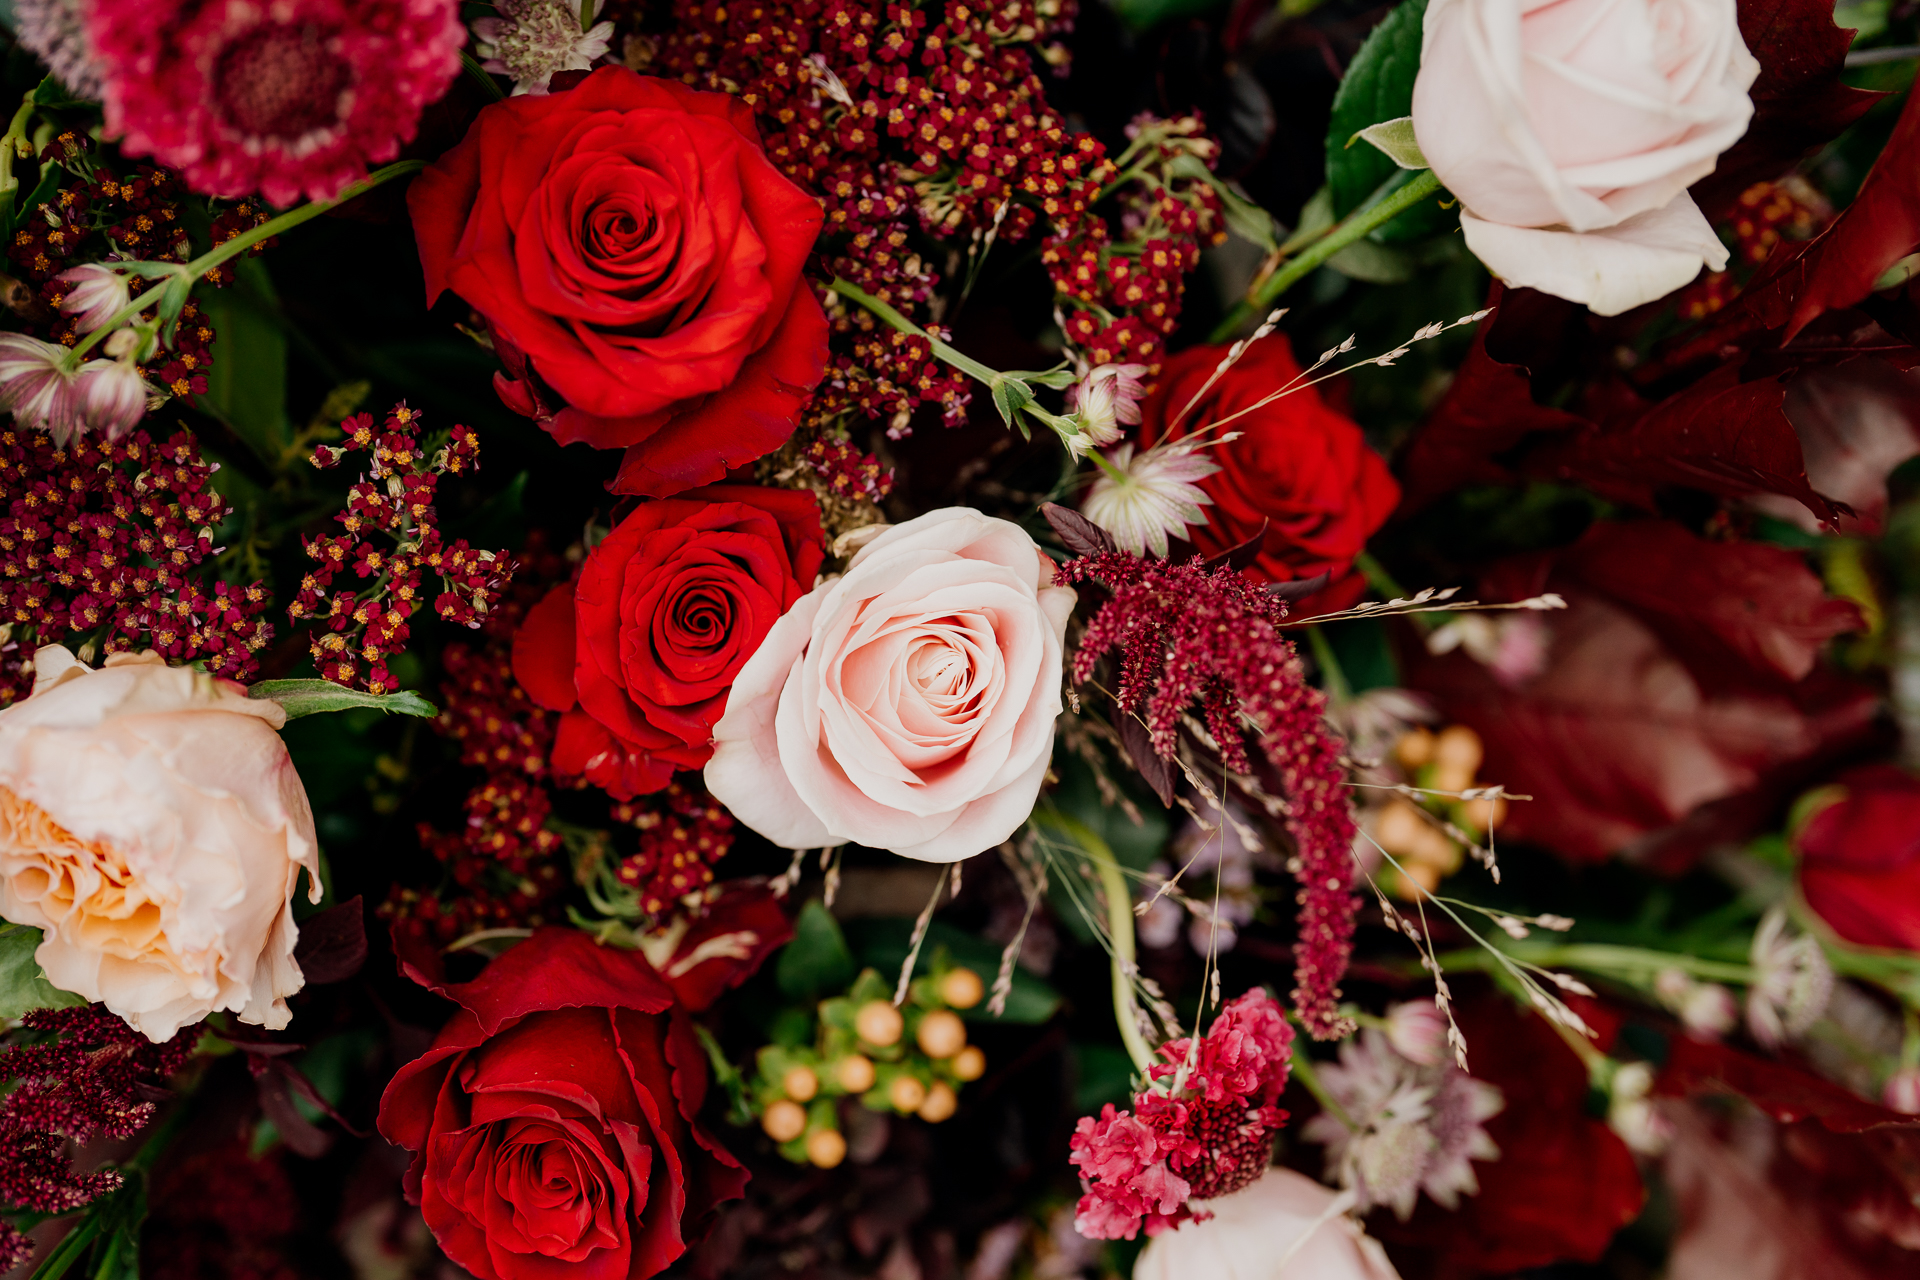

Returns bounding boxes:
[1459,194,1729,316]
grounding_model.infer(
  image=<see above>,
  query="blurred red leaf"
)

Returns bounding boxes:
[1526,365,1846,523]
[1691,0,1880,222]
[1658,1035,1918,1132]
[1557,521,1864,687]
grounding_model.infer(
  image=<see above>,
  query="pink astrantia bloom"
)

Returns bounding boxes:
[13,0,104,100]
[473,0,614,94]
[1069,990,1295,1241]
[86,0,465,205]
[55,263,131,334]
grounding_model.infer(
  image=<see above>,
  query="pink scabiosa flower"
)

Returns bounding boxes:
[86,0,464,205]
[473,0,614,94]
[1069,990,1295,1240]
[13,0,105,99]
[54,263,130,334]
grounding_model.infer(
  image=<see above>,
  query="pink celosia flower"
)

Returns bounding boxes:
[1069,990,1296,1241]
[86,0,465,205]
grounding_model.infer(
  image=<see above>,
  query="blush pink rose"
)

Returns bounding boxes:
[0,647,319,1041]
[705,508,1074,863]
[1410,0,1758,315]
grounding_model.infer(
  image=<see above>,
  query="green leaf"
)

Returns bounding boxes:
[776,900,857,1002]
[248,679,438,720]
[5,159,59,238]
[989,377,1035,434]
[1354,116,1428,170]
[193,257,289,460]
[0,923,85,1020]
[841,919,1062,1024]
[1328,236,1417,284]
[1326,0,1454,244]
[1101,0,1227,32]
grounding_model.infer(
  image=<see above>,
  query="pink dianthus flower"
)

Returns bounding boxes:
[86,0,464,205]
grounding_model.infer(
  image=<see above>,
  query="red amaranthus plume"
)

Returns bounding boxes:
[1068,989,1295,1239]
[1055,549,1359,1039]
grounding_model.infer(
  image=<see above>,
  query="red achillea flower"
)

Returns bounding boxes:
[1069,990,1295,1240]
[86,0,463,205]
[1056,550,1360,1038]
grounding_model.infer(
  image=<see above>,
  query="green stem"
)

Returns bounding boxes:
[461,50,508,103]
[67,160,427,363]
[1287,1051,1355,1130]
[1306,625,1351,708]
[1210,169,1444,341]
[1438,941,1755,986]
[1074,821,1156,1075]
[828,277,1003,386]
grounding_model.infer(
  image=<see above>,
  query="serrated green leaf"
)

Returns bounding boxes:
[989,377,1035,431]
[776,900,857,1002]
[248,680,438,720]
[0,923,85,1020]
[1326,0,1454,244]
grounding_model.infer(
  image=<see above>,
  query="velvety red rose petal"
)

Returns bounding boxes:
[512,583,580,713]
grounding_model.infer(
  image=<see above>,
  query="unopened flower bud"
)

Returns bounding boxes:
[101,327,141,360]
[916,1010,967,1059]
[762,1099,806,1142]
[887,1074,927,1113]
[835,1054,876,1092]
[55,263,130,334]
[939,967,984,1009]
[1384,1000,1449,1067]
[855,1000,904,1047]
[952,1045,986,1081]
[1885,1067,1920,1115]
[73,359,147,442]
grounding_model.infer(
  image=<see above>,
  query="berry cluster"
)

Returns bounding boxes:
[0,427,272,703]
[0,1006,201,1270]
[296,403,512,694]
[1068,989,1294,1240]
[640,0,1221,434]
[608,782,736,917]
[1057,550,1359,1040]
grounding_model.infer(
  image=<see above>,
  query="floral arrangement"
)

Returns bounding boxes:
[0,0,1917,1275]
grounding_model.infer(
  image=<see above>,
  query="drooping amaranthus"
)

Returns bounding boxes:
[0,426,273,703]
[1068,989,1295,1240]
[0,1006,200,1269]
[295,403,513,694]
[1055,549,1359,1040]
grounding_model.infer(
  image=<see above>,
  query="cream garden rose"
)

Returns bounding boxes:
[706,508,1074,862]
[1134,1170,1402,1280]
[1411,0,1759,316]
[0,647,319,1041]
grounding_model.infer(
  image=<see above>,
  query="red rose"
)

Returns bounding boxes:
[1794,764,1920,952]
[409,67,829,497]
[1133,336,1399,604]
[377,928,749,1280]
[511,486,825,799]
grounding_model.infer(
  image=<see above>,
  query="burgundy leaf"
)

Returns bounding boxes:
[248,1056,333,1158]
[292,896,367,986]
[1115,710,1176,808]
[1689,0,1880,222]
[1522,364,1847,524]
[1267,570,1333,602]
[1200,519,1270,574]
[1041,502,1116,557]
[1657,1036,1919,1133]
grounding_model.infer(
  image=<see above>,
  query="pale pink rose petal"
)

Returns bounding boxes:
[706,591,836,849]
[1460,195,1729,316]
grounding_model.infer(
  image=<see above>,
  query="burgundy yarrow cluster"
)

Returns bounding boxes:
[0,427,272,702]
[608,782,737,918]
[296,404,513,694]
[1069,989,1294,1240]
[0,1006,200,1268]
[1057,550,1360,1039]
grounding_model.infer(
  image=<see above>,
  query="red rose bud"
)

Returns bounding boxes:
[378,928,748,1280]
[409,67,830,498]
[1132,334,1399,608]
[1793,765,1920,953]
[511,485,824,799]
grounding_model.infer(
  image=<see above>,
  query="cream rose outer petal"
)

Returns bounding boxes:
[0,647,320,1042]
[707,508,1074,864]
[1460,196,1732,316]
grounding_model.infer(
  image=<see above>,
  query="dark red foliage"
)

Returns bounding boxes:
[1658,1034,1919,1133]
[1377,995,1643,1278]
[1404,521,1876,865]
[141,1141,300,1280]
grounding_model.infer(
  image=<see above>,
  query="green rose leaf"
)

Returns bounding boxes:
[776,900,858,1003]
[1325,0,1454,245]
[0,923,87,1020]
[248,680,438,721]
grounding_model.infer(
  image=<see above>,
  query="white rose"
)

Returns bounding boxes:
[0,647,320,1041]
[1411,0,1759,315]
[1134,1170,1402,1280]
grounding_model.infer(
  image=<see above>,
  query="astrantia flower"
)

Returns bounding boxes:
[474,0,614,94]
[1066,362,1149,451]
[0,336,150,444]
[86,0,464,205]
[1746,906,1833,1047]
[1301,1029,1503,1220]
[73,360,150,440]
[1082,442,1218,557]
[13,0,105,99]
[55,263,130,334]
